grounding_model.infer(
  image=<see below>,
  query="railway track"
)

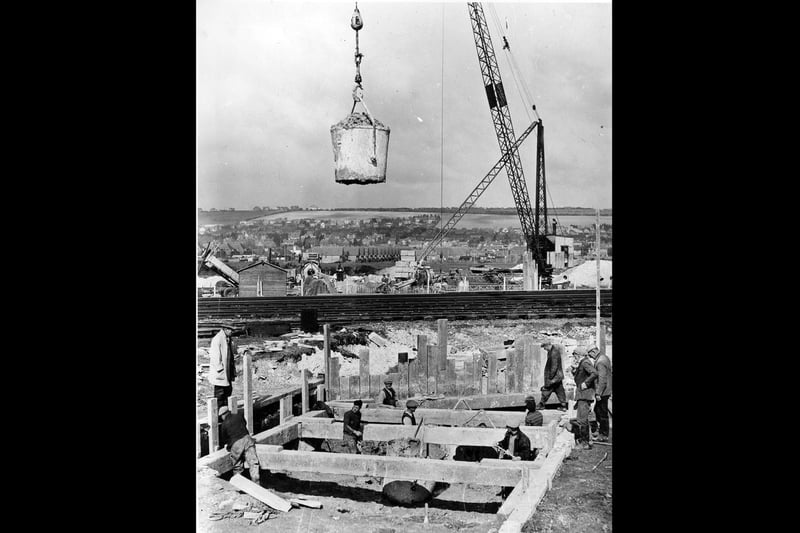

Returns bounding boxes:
[198,289,612,326]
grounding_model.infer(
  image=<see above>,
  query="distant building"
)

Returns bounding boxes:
[236,260,289,297]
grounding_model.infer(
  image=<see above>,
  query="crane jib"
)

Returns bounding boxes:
[485,82,507,110]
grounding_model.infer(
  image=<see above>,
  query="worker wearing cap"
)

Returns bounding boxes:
[402,399,419,425]
[538,340,568,411]
[377,378,398,407]
[589,346,612,442]
[342,400,364,454]
[496,420,532,498]
[209,325,237,408]
[524,395,543,426]
[218,406,260,484]
[571,347,599,449]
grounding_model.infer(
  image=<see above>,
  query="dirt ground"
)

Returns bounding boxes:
[524,433,613,532]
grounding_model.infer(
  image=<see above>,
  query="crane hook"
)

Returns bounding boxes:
[351,4,363,31]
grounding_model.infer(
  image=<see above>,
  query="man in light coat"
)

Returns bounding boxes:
[208,325,236,408]
[589,346,612,442]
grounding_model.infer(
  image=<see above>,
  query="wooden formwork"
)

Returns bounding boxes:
[198,408,574,531]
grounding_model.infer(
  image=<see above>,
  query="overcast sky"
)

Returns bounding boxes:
[197,1,611,210]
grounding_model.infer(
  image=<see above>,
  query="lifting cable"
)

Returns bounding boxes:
[350,3,378,166]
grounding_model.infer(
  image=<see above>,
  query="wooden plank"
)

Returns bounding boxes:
[498,479,527,516]
[531,342,545,391]
[397,362,408,400]
[523,337,535,391]
[437,319,448,371]
[229,473,292,513]
[253,419,301,445]
[359,349,370,397]
[200,445,285,474]
[446,359,457,396]
[350,376,360,400]
[370,374,382,401]
[227,395,238,414]
[255,449,523,487]
[316,384,326,403]
[323,324,331,400]
[408,358,420,397]
[329,407,561,430]
[196,419,203,458]
[463,361,473,396]
[244,352,254,434]
[416,335,428,393]
[506,348,516,394]
[301,370,309,414]
[207,398,219,452]
[427,345,437,395]
[279,396,292,424]
[488,351,497,394]
[515,346,526,393]
[329,358,340,400]
[473,353,482,396]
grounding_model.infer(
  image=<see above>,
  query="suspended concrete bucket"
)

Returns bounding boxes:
[331,112,390,185]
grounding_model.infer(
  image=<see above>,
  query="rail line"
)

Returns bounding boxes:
[198,289,612,326]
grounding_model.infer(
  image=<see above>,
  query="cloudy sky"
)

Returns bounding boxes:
[197,1,611,210]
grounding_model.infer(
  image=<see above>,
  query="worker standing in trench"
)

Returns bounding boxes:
[495,420,532,498]
[209,325,236,408]
[401,399,419,425]
[218,406,260,484]
[342,399,364,453]
[377,378,399,407]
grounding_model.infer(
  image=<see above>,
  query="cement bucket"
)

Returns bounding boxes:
[331,112,390,184]
[381,438,445,505]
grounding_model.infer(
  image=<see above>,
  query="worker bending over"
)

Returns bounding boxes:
[218,406,260,484]
[524,395,543,426]
[402,399,419,425]
[342,399,364,454]
[377,378,398,407]
[496,420,532,498]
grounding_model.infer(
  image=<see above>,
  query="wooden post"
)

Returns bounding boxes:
[599,323,606,355]
[227,395,238,415]
[207,398,219,452]
[323,324,331,401]
[317,384,326,403]
[349,376,360,400]
[595,208,601,348]
[515,346,526,393]
[329,357,340,401]
[301,369,310,414]
[437,319,448,371]
[488,352,497,394]
[280,395,292,423]
[196,419,202,458]
[462,361,472,396]
[243,352,254,434]
[506,349,516,393]
[359,349,370,397]
[397,361,409,399]
[447,359,457,397]
[473,353,482,395]
[408,358,419,397]
[427,344,437,394]
[417,334,428,393]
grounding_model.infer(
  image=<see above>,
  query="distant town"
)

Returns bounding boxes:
[197,207,612,269]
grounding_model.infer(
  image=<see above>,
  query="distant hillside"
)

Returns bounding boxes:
[198,209,287,225]
[329,207,612,216]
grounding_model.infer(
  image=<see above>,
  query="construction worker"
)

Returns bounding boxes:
[218,406,260,484]
[589,346,612,442]
[571,347,599,449]
[209,325,236,408]
[496,420,531,498]
[342,399,363,454]
[377,378,399,407]
[524,395,543,426]
[538,340,567,411]
[402,399,419,425]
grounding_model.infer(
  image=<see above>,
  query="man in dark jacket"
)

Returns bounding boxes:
[218,406,260,484]
[571,347,599,449]
[538,340,567,411]
[342,399,364,453]
[524,396,543,426]
[589,346,612,442]
[377,378,398,407]
[496,421,532,498]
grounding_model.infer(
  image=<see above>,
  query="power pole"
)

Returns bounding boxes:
[595,208,601,346]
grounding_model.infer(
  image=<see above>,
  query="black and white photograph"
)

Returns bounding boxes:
[197,1,612,531]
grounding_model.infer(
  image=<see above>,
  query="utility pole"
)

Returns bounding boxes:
[595,208,601,347]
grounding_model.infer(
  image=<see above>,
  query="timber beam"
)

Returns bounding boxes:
[255,447,527,486]
[331,407,564,428]
[298,418,558,452]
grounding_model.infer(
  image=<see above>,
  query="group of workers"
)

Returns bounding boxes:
[204,324,612,488]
